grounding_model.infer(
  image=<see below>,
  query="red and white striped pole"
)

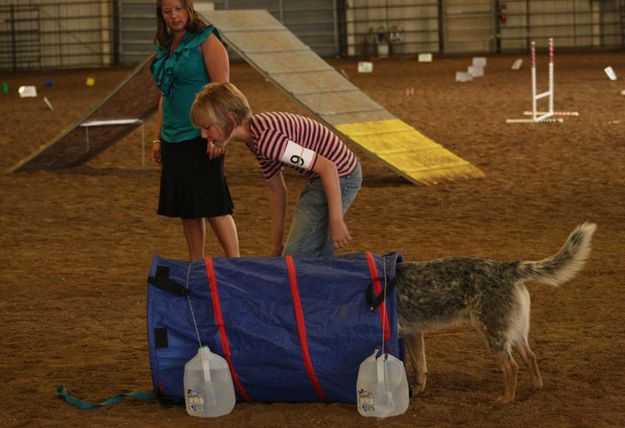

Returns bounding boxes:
[506,37,578,124]
[548,38,554,116]
[531,41,537,121]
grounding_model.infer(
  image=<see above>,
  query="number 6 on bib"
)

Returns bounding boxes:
[281,140,316,170]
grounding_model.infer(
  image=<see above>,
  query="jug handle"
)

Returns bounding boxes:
[201,354,218,407]
[202,354,212,383]
[376,354,385,384]
[379,354,397,416]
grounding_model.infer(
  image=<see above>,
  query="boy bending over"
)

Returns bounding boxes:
[191,82,362,257]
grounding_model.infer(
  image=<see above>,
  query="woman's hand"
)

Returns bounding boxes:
[151,141,162,165]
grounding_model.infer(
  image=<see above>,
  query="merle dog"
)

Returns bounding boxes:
[396,223,596,403]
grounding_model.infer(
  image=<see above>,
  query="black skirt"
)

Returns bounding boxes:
[158,137,234,219]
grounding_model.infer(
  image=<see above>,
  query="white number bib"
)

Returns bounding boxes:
[280,140,316,170]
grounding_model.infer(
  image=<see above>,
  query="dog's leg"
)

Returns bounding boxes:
[517,341,543,390]
[494,351,519,403]
[404,331,427,393]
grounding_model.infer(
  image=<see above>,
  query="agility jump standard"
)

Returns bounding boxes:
[506,38,578,124]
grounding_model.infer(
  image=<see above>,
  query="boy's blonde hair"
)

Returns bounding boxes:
[191,82,252,136]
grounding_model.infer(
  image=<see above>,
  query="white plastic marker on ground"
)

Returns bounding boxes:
[469,57,486,77]
[358,61,373,73]
[418,53,432,62]
[18,86,37,97]
[468,66,483,77]
[473,57,487,68]
[455,71,472,82]
[43,97,54,110]
[604,66,617,81]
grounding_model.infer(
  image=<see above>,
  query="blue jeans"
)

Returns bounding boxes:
[283,163,362,257]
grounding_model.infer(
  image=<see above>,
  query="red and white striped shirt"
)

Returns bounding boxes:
[248,112,358,180]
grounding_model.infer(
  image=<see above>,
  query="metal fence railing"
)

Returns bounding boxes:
[342,1,441,57]
[496,0,625,52]
[1,0,624,71]
[0,0,114,71]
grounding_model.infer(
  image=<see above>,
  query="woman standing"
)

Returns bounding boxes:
[150,0,239,260]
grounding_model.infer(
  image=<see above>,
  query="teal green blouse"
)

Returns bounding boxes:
[151,27,218,143]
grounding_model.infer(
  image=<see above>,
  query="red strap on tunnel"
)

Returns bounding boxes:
[365,251,391,344]
[285,256,330,402]
[204,256,250,401]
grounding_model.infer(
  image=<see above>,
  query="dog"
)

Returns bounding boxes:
[395,222,596,403]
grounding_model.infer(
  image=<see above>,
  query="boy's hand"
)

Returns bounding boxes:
[207,141,225,159]
[330,219,352,249]
[270,245,283,257]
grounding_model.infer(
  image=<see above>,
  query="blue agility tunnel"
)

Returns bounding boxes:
[147,252,404,404]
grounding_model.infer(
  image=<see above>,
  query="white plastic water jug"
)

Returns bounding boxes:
[184,346,236,418]
[356,350,409,418]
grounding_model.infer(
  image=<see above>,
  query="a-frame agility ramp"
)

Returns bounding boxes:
[7,55,160,173]
[203,10,483,185]
[9,9,483,185]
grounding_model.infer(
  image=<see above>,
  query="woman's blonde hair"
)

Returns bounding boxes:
[191,82,252,136]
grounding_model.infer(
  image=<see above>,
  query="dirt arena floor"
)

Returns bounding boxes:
[1,50,624,427]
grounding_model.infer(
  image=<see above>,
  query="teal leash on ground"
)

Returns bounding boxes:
[56,385,157,410]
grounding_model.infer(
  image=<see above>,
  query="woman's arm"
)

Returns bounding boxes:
[200,32,229,158]
[200,32,229,83]
[313,156,351,249]
[151,95,163,165]
[266,172,287,256]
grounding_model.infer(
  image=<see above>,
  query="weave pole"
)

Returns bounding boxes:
[506,38,578,124]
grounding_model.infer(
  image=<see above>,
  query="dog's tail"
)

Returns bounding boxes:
[518,222,596,287]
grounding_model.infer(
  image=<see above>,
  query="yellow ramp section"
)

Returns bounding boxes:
[337,119,484,185]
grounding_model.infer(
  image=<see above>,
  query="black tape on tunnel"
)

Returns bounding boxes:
[147,265,189,296]
[366,277,397,311]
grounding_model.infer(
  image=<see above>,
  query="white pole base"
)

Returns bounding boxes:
[506,117,564,124]
[522,111,579,116]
